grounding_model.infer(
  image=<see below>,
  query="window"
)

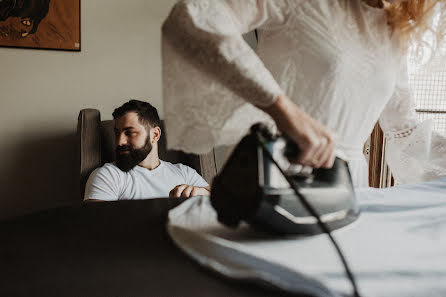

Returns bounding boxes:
[408,49,446,135]
[368,12,446,187]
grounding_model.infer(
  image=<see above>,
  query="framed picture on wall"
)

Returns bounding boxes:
[0,0,80,51]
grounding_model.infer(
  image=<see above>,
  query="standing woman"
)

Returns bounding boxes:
[161,0,446,187]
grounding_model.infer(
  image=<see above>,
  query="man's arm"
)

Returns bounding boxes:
[169,185,211,198]
[84,198,104,202]
[169,163,211,198]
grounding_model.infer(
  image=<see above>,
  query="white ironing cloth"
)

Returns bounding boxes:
[168,177,446,297]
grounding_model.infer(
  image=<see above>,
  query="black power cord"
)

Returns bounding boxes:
[258,140,362,297]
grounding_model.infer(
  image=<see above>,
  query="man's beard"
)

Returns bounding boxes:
[115,137,152,172]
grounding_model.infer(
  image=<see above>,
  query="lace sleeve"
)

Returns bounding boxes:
[161,0,290,153]
[379,58,446,184]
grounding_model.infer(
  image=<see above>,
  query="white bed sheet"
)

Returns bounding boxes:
[167,177,446,297]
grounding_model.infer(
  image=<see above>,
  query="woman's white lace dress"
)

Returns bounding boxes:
[162,0,446,187]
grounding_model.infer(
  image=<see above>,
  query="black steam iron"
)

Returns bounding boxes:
[210,124,360,235]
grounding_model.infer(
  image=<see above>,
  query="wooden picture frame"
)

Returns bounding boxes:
[0,0,80,51]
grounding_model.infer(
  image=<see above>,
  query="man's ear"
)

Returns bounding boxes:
[151,126,161,143]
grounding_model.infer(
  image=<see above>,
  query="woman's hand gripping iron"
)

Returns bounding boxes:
[210,124,363,297]
[210,123,360,235]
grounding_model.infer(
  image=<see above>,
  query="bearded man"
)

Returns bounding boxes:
[84,100,210,202]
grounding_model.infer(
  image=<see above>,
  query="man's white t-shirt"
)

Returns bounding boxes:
[84,161,209,201]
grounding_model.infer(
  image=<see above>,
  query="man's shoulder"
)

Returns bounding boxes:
[159,160,208,187]
[159,160,205,182]
[91,162,125,178]
[85,163,125,201]
[98,162,121,172]
[105,162,121,168]
[161,160,194,173]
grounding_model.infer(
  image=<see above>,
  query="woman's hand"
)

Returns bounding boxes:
[169,184,211,198]
[261,94,336,168]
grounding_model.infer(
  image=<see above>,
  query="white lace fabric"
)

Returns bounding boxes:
[379,58,446,183]
[162,0,446,184]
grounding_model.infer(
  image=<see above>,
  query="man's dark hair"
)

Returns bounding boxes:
[112,99,161,129]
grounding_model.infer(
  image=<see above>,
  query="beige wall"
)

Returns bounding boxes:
[0,0,176,220]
